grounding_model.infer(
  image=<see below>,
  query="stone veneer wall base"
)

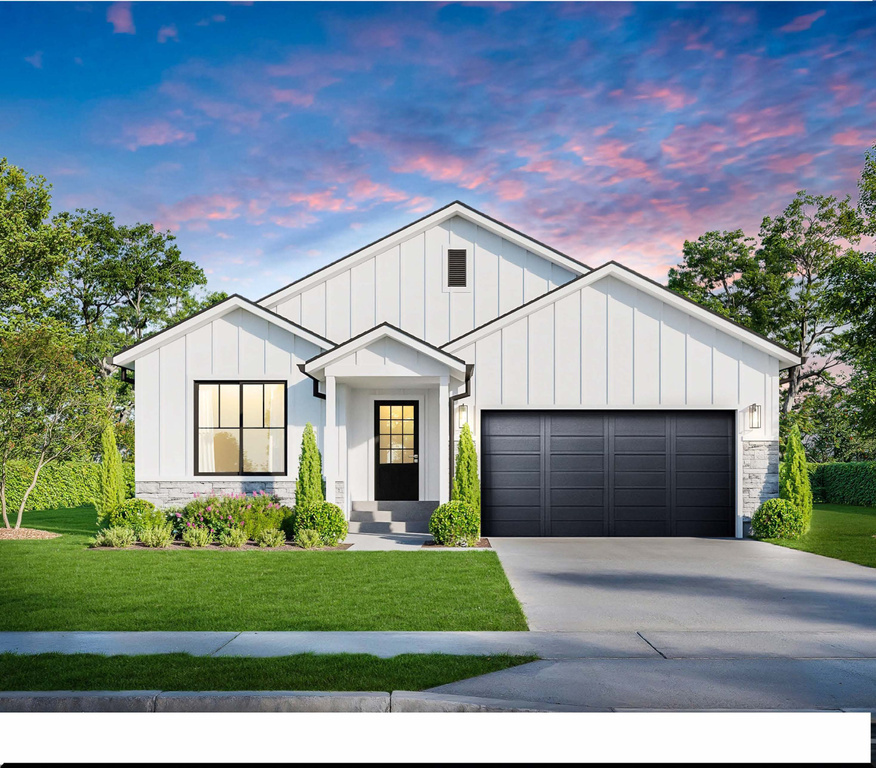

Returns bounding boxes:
[136,481,297,508]
[741,440,780,533]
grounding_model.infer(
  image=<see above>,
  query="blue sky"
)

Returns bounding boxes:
[2,2,874,296]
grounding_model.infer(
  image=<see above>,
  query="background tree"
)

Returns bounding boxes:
[0,328,106,529]
[295,423,324,509]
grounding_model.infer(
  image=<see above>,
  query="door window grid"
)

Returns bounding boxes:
[378,404,415,464]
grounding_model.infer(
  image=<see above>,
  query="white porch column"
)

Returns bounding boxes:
[324,375,338,505]
[438,375,450,504]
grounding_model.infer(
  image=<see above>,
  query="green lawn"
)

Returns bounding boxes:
[0,506,527,631]
[765,503,876,568]
[0,652,536,692]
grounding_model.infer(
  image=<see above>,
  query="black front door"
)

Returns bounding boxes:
[375,401,419,501]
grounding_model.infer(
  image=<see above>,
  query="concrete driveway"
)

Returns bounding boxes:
[490,537,876,632]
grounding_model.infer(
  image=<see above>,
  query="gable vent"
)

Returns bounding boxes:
[447,248,467,287]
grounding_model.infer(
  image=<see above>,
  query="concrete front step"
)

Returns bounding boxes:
[347,520,430,534]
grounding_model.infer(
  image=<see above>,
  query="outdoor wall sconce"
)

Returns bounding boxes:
[457,404,469,429]
[748,403,762,430]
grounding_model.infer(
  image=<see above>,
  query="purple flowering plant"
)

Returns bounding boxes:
[170,491,293,538]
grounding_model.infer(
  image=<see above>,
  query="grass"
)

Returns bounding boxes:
[0,652,536,692]
[0,506,527,631]
[765,503,876,568]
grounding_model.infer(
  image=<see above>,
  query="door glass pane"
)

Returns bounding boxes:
[219,384,239,428]
[380,420,391,436]
[391,405,402,419]
[390,420,402,434]
[199,429,239,473]
[198,384,219,428]
[380,405,390,419]
[243,429,284,473]
[390,435,403,449]
[242,384,263,428]
[403,434,414,449]
[379,435,390,449]
[379,449,390,464]
[402,450,415,463]
[264,383,285,427]
[403,405,414,420]
[402,419,414,434]
[390,449,402,463]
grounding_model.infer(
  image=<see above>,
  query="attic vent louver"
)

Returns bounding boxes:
[447,249,467,287]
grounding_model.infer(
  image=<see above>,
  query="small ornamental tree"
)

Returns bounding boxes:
[780,424,813,532]
[295,422,324,509]
[0,328,106,529]
[96,422,125,522]
[451,422,480,515]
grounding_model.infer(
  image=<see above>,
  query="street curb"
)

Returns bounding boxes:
[0,691,162,712]
[390,691,592,712]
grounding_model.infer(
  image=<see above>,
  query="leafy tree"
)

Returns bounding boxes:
[451,422,481,515]
[96,422,125,523]
[295,423,324,509]
[779,425,813,532]
[0,158,73,325]
[0,328,106,529]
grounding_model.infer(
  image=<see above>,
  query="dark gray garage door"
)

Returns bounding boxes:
[480,410,735,537]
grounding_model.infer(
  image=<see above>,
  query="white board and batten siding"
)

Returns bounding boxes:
[269,216,578,346]
[451,276,781,441]
[135,308,324,480]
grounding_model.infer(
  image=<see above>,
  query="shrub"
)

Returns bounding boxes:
[751,498,806,540]
[295,423,324,509]
[808,463,827,504]
[810,461,876,507]
[2,460,134,513]
[182,525,214,548]
[255,527,286,548]
[295,528,322,550]
[780,425,813,531]
[171,492,293,539]
[139,523,174,548]
[452,422,481,519]
[109,498,165,533]
[290,501,347,546]
[218,527,249,548]
[89,526,136,549]
[96,424,125,523]
[429,500,479,546]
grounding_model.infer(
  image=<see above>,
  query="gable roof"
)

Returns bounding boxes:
[112,294,334,368]
[258,200,591,309]
[303,322,467,380]
[442,261,802,368]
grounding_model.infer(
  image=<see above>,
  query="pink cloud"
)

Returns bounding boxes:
[731,107,805,146]
[157,25,179,44]
[287,190,353,212]
[107,2,135,34]
[155,194,243,231]
[633,83,696,111]
[779,10,826,33]
[270,212,319,229]
[121,120,195,151]
[24,51,43,69]
[197,14,226,26]
[832,129,873,148]
[495,179,526,201]
[766,153,815,173]
[348,179,408,204]
[270,88,315,108]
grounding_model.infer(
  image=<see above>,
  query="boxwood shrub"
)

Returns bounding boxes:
[3,460,134,513]
[290,501,348,546]
[429,500,479,546]
[751,498,806,540]
[808,462,876,507]
[109,498,166,533]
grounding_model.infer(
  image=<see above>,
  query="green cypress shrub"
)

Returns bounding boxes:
[780,425,813,532]
[295,423,324,509]
[451,422,481,514]
[96,424,125,523]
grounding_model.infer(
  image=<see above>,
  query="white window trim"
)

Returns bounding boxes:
[442,244,472,294]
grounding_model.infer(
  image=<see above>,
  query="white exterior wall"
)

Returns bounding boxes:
[270,216,576,346]
[134,307,324,481]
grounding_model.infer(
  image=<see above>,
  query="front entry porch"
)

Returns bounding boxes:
[302,324,469,518]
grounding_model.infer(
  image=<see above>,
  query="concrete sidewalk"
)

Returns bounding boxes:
[2,630,876,659]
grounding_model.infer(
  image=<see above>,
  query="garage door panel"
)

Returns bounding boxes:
[480,410,734,538]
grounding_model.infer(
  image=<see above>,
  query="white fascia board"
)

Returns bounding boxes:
[259,202,589,309]
[304,324,467,380]
[112,295,333,368]
[443,262,802,368]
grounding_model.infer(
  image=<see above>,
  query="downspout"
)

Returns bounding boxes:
[297,363,326,400]
[448,364,475,498]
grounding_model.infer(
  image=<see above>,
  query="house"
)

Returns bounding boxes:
[113,201,800,538]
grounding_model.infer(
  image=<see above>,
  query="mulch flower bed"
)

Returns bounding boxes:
[92,541,353,551]
[0,528,61,541]
[422,538,491,549]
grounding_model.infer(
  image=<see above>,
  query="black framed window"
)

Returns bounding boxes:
[195,381,286,476]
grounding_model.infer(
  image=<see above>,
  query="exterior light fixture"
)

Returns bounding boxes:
[748,403,762,430]
[457,404,469,429]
